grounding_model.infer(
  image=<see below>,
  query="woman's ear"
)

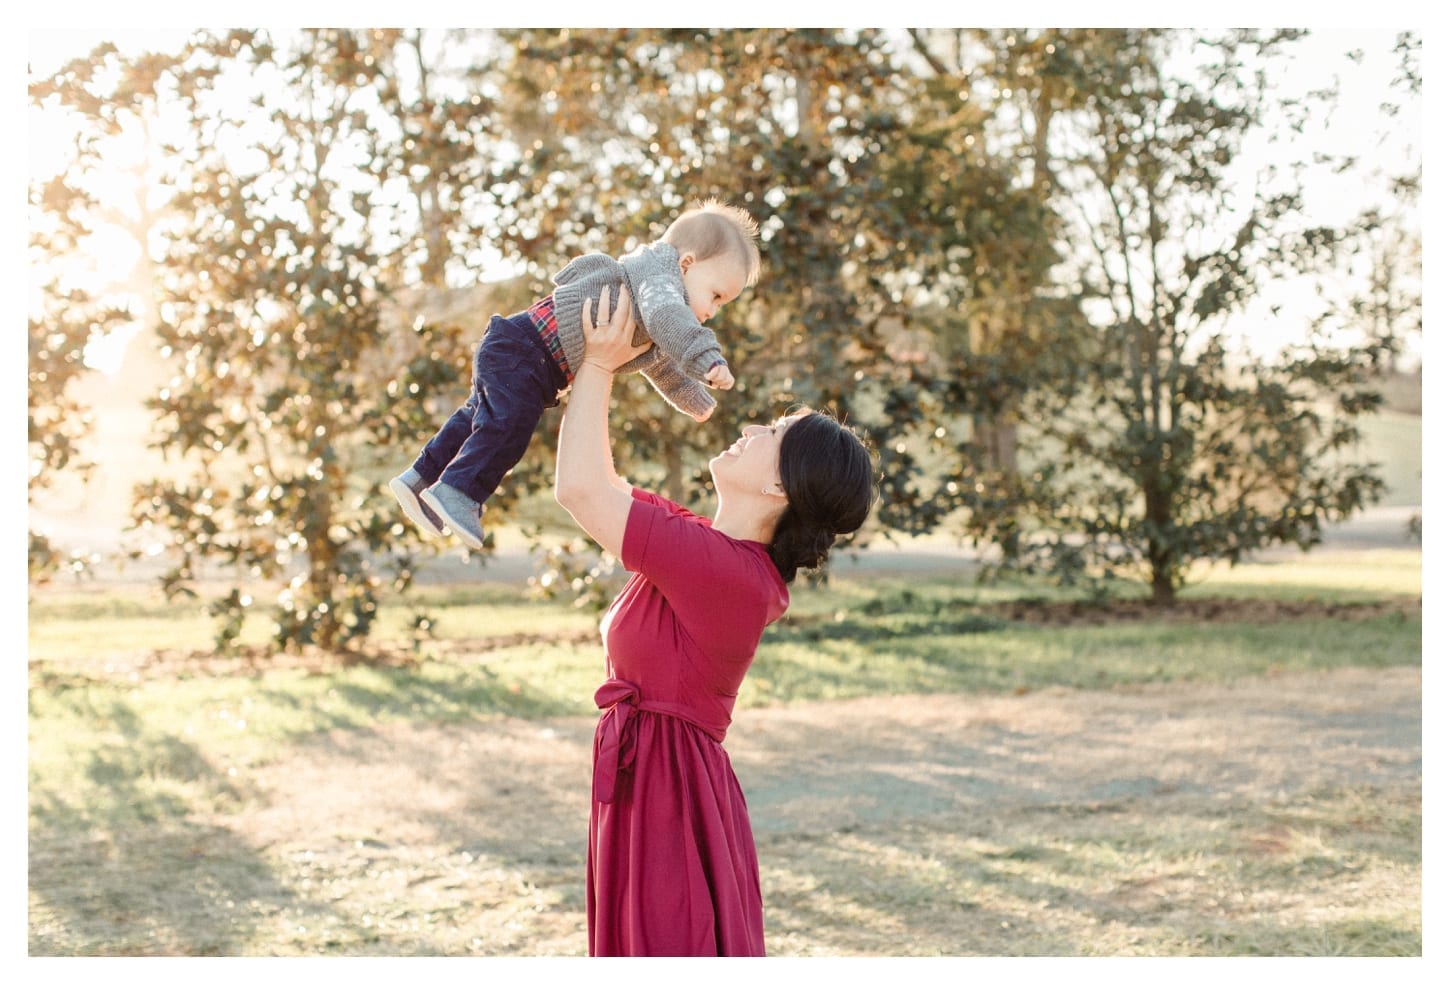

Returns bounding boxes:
[760,481,787,499]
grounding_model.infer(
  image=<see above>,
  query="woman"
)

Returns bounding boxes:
[554,285,876,956]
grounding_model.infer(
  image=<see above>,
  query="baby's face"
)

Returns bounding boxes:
[679,253,749,324]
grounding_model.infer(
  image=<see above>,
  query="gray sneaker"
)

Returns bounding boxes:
[421,482,486,550]
[388,468,447,538]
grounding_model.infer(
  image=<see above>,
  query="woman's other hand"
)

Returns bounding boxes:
[581,285,650,373]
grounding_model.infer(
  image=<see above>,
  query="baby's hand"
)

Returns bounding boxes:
[692,406,714,423]
[705,362,735,390]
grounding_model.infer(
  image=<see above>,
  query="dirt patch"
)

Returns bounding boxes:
[235,665,1419,845]
[730,665,1421,830]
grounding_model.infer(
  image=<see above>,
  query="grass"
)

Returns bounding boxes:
[758,784,1422,956]
[27,547,1422,957]
[25,581,602,668]
[1181,548,1421,599]
[29,551,1421,720]
[741,613,1418,707]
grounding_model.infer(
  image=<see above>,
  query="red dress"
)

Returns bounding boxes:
[587,488,789,956]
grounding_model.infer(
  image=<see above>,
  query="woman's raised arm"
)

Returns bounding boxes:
[554,286,650,558]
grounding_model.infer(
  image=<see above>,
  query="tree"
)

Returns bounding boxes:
[27,43,160,582]
[861,28,1074,540]
[32,28,1405,629]
[936,29,1397,603]
[111,29,505,651]
[1326,31,1421,370]
[1319,31,1422,543]
[491,29,904,502]
[494,29,1051,545]
[27,191,121,582]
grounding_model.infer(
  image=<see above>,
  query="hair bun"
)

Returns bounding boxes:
[772,519,835,575]
[766,411,877,583]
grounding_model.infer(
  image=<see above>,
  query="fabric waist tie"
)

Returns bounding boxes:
[592,680,641,804]
[593,678,731,803]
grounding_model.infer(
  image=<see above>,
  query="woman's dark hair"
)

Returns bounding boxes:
[768,411,877,583]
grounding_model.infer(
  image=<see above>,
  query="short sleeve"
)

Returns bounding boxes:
[621,489,788,658]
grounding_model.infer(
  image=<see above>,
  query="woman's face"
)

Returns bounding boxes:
[709,410,809,494]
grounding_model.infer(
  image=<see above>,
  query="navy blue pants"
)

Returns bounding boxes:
[411,312,568,505]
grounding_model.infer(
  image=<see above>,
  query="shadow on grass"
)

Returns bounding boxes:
[756,790,1422,956]
[758,825,1108,956]
[250,663,583,734]
[1192,916,1421,957]
[27,699,305,955]
[29,671,593,955]
[734,679,1421,956]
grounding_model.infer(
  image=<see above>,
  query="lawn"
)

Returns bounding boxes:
[27,546,1422,957]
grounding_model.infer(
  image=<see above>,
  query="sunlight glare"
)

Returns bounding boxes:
[83,324,142,377]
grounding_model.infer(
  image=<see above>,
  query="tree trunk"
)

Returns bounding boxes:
[663,439,684,505]
[1150,562,1176,606]
[1144,469,1177,606]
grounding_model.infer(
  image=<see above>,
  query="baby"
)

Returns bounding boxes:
[390,199,760,549]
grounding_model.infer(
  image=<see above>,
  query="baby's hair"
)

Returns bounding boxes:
[662,199,762,287]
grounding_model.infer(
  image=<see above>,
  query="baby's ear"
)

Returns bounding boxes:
[678,252,696,274]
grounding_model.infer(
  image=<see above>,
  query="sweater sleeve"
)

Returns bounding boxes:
[637,348,718,420]
[554,252,620,288]
[628,247,729,380]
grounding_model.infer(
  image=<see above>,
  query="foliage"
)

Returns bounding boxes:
[526,538,623,613]
[26,28,1422,645]
[862,28,1078,539]
[493,28,1060,593]
[492,29,920,504]
[38,30,511,650]
[26,43,145,582]
[884,29,1402,603]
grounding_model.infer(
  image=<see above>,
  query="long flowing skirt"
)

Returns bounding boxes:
[587,709,764,956]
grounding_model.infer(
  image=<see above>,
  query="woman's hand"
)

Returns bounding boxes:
[581,285,650,374]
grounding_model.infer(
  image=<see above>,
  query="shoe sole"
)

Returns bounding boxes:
[388,476,447,539]
[419,487,486,550]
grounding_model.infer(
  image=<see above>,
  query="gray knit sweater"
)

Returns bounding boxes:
[550,240,728,420]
